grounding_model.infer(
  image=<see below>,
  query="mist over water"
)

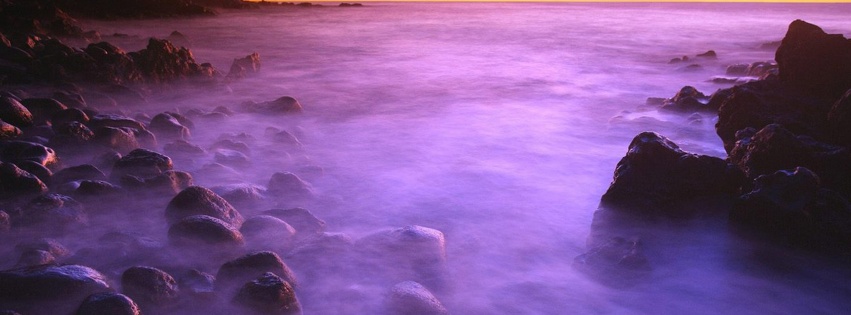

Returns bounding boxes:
[63,2,851,314]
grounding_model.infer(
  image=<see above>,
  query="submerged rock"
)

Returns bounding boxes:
[75,292,142,315]
[217,251,298,294]
[168,215,244,248]
[573,237,650,287]
[660,86,710,112]
[240,215,297,250]
[355,225,447,288]
[0,265,111,315]
[121,266,180,310]
[244,96,303,115]
[111,148,173,180]
[165,186,244,226]
[0,161,47,199]
[262,207,326,237]
[232,272,301,315]
[387,281,448,315]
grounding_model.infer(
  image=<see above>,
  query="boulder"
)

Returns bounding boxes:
[20,98,67,125]
[177,269,216,298]
[226,52,261,79]
[121,266,179,309]
[217,251,298,294]
[244,96,303,115]
[600,132,743,214]
[827,89,851,145]
[133,38,215,84]
[15,238,70,260]
[266,172,314,200]
[732,167,851,252]
[240,215,297,250]
[355,226,447,287]
[11,194,87,232]
[212,184,266,208]
[168,215,244,248]
[50,108,89,127]
[75,292,141,315]
[263,208,326,237]
[110,149,173,180]
[0,210,9,232]
[92,126,140,153]
[0,120,21,140]
[165,186,244,226]
[51,164,106,187]
[0,265,111,315]
[660,86,710,112]
[0,97,33,128]
[50,121,95,152]
[0,140,59,169]
[232,272,301,315]
[775,20,851,99]
[387,281,448,315]
[148,112,191,141]
[0,161,48,199]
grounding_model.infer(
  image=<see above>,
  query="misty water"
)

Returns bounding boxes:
[67,2,851,314]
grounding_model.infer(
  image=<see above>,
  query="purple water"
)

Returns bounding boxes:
[70,2,851,314]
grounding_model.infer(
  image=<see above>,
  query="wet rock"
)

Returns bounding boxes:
[285,233,354,284]
[177,269,216,298]
[0,120,21,140]
[50,121,95,152]
[163,139,205,157]
[267,172,314,200]
[211,139,251,155]
[165,186,244,226]
[0,140,59,169]
[696,50,717,59]
[92,126,140,153]
[50,108,89,127]
[660,86,710,112]
[775,19,851,99]
[111,149,173,180]
[668,55,688,64]
[726,63,750,76]
[573,237,650,286]
[263,208,326,237]
[244,96,303,115]
[52,91,86,109]
[214,148,250,166]
[168,215,244,248]
[232,272,301,315]
[75,292,141,315]
[88,114,147,132]
[51,164,106,187]
[217,251,298,294]
[0,265,111,315]
[226,52,261,79]
[265,128,303,147]
[0,210,9,232]
[16,249,55,267]
[356,225,447,287]
[20,98,67,125]
[0,161,48,199]
[240,215,297,250]
[13,160,51,184]
[121,266,179,309]
[827,89,851,145]
[387,281,448,315]
[600,132,743,213]
[122,170,193,197]
[0,97,33,128]
[70,180,126,209]
[732,167,851,252]
[15,238,70,260]
[134,38,215,84]
[12,193,87,232]
[149,112,191,141]
[212,183,266,207]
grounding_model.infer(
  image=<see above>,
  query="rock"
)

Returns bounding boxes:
[16,249,56,267]
[0,161,48,199]
[732,167,851,252]
[0,120,21,140]
[168,215,244,248]
[15,160,51,184]
[0,210,9,232]
[573,237,650,286]
[11,193,87,232]
[387,281,448,315]
[20,98,67,126]
[210,139,250,155]
[0,140,59,169]
[15,238,70,260]
[212,184,266,208]
[165,186,244,226]
[245,96,303,114]
[163,139,205,157]
[121,170,193,196]
[0,265,111,315]
[214,149,250,166]
[50,108,90,127]
[133,38,215,84]
[121,266,179,309]
[285,233,353,282]
[232,272,301,315]
[267,172,314,200]
[88,114,147,132]
[600,132,743,213]
[148,112,191,141]
[660,86,710,112]
[262,208,326,237]
[92,126,140,153]
[177,269,216,297]
[355,226,447,287]
[696,50,717,59]
[265,129,302,147]
[111,149,173,180]
[827,89,851,145]
[51,164,106,187]
[226,52,261,79]
[52,91,86,109]
[75,292,141,315]
[240,215,297,250]
[775,19,851,99]
[217,251,298,294]
[0,97,33,128]
[726,63,750,76]
[71,180,126,208]
[50,121,95,152]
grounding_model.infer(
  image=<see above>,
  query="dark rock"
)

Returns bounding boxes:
[726,63,750,76]
[165,186,244,226]
[212,183,266,207]
[244,96,303,114]
[0,97,33,128]
[573,237,650,286]
[262,208,326,237]
[696,50,717,59]
[121,266,179,310]
[14,160,51,184]
[52,91,86,109]
[0,140,59,169]
[168,215,244,248]
[92,126,139,153]
[0,161,47,199]
[50,108,89,127]
[50,121,95,152]
[265,128,302,147]
[51,164,106,187]
[387,281,448,315]
[163,140,205,157]
[16,249,55,267]
[88,114,146,132]
[20,98,67,126]
[267,172,314,200]
[217,251,298,294]
[775,19,851,99]
[15,238,70,260]
[149,112,191,141]
[732,167,851,252]
[75,292,141,315]
[177,269,215,297]
[232,272,301,315]
[827,89,851,145]
[226,52,261,79]
[660,86,710,112]
[0,210,9,232]
[122,170,193,197]
[0,265,110,315]
[240,215,296,250]
[600,132,743,213]
[0,120,21,140]
[133,38,215,84]
[111,148,173,180]
[12,193,87,232]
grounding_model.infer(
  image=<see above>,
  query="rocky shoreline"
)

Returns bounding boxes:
[576,19,851,286]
